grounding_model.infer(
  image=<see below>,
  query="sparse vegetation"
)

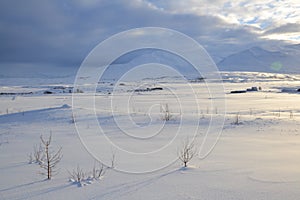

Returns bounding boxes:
[28,144,44,164]
[71,114,75,123]
[290,110,294,119]
[29,133,62,180]
[109,152,116,169]
[233,112,241,125]
[161,103,172,121]
[68,165,86,184]
[215,107,218,114]
[91,161,106,179]
[178,138,196,168]
[39,133,63,180]
[75,88,84,93]
[68,161,106,187]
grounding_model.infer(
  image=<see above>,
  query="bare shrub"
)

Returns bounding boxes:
[39,133,63,180]
[70,114,75,123]
[161,103,172,121]
[68,162,106,186]
[233,112,240,125]
[178,138,196,168]
[290,110,294,119]
[68,165,86,183]
[28,144,44,164]
[91,162,106,180]
[28,153,34,164]
[109,152,116,169]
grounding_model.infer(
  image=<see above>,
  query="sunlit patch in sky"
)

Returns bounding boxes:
[261,33,300,43]
[271,62,283,71]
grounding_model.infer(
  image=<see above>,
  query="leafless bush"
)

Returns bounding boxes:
[109,152,116,169]
[68,162,106,186]
[91,162,106,179]
[39,133,63,180]
[70,114,75,123]
[233,112,241,125]
[68,165,86,183]
[28,144,44,164]
[75,88,84,93]
[290,110,294,119]
[178,138,196,168]
[161,103,172,121]
[28,153,34,164]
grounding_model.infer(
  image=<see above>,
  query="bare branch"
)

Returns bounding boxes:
[38,133,62,179]
[161,103,172,121]
[68,165,86,183]
[178,138,196,168]
[92,161,106,179]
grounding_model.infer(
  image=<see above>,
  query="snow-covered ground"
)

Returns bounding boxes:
[1,71,300,200]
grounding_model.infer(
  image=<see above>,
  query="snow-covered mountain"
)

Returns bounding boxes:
[217,44,300,74]
[1,44,300,82]
[104,44,300,78]
[102,49,199,81]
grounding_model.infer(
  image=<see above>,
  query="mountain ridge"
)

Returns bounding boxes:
[217,44,300,73]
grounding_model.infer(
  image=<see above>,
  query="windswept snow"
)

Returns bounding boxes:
[1,72,300,200]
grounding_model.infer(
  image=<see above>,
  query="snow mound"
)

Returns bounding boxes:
[61,104,71,109]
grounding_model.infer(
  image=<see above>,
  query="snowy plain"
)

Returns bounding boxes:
[1,71,300,200]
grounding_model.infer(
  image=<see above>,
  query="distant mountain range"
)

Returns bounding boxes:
[1,44,299,80]
[217,44,300,73]
[108,44,300,76]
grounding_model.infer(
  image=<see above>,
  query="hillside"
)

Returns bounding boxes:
[217,44,300,73]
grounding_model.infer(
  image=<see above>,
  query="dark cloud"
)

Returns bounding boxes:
[264,23,300,34]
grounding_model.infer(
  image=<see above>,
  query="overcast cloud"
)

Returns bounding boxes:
[0,0,298,72]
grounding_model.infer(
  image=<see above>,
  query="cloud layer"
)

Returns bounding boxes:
[0,0,298,72]
[147,0,299,28]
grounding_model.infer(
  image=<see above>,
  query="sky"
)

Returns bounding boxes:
[0,0,299,74]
